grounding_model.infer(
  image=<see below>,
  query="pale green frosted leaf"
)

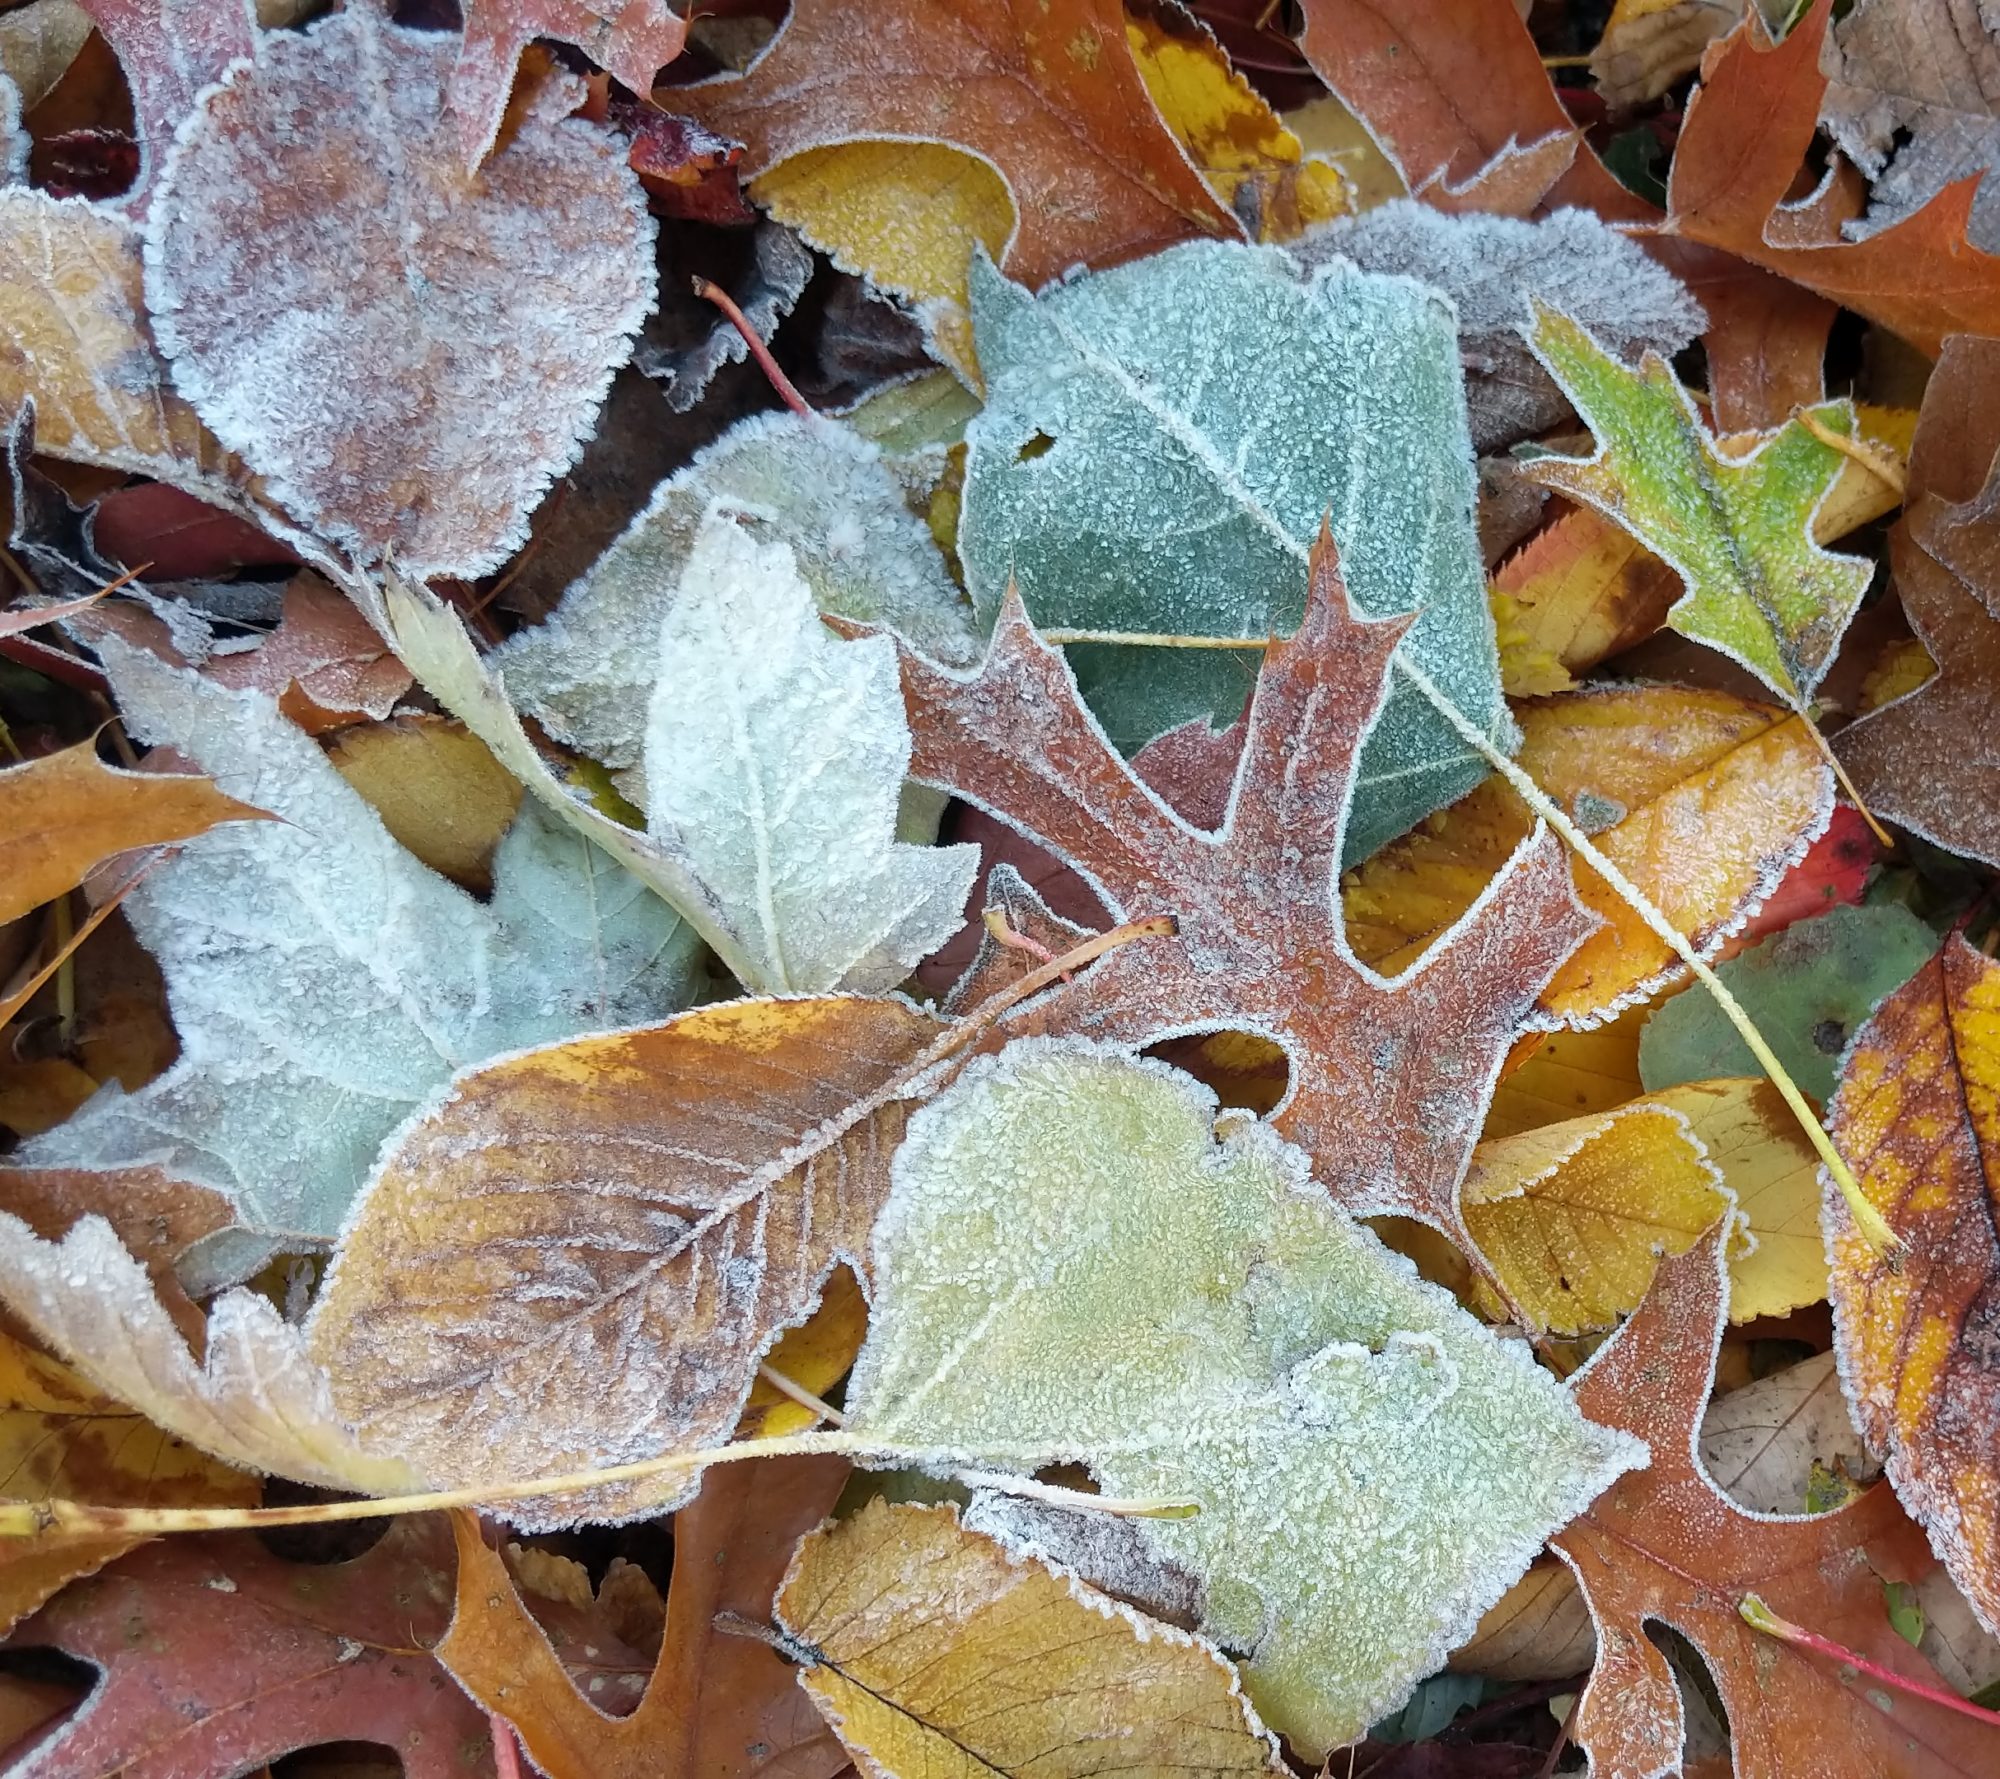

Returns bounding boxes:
[1639,902,1941,1102]
[956,241,1508,863]
[844,1039,1642,1758]
[18,638,702,1271]
[645,512,978,993]
[498,411,980,781]
[1528,304,1874,703]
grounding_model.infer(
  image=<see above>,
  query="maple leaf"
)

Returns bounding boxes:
[141,3,656,578]
[841,1038,1641,1756]
[895,533,1593,1249]
[0,739,270,925]
[1826,934,2000,1637]
[777,1498,1284,1777]
[957,244,1508,859]
[452,0,688,171]
[17,639,700,1266]
[1552,1221,2000,1778]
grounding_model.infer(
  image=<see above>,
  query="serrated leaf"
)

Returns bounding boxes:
[1528,303,1875,706]
[842,1039,1641,1755]
[17,639,701,1264]
[956,240,1507,860]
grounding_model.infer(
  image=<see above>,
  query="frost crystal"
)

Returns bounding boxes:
[18,639,701,1276]
[844,1039,1642,1756]
[957,241,1508,862]
[499,410,981,783]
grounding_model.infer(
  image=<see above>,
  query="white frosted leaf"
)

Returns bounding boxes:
[498,410,981,778]
[140,4,655,578]
[18,638,701,1264]
[1303,202,1707,451]
[843,1039,1642,1757]
[0,1213,418,1495]
[642,512,978,992]
[957,241,1508,863]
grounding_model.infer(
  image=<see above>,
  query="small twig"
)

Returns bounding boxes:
[1741,1595,2000,1728]
[757,1362,846,1426]
[693,275,811,418]
[0,853,165,1027]
[1535,1688,1582,1778]
[1793,406,1906,498]
[1796,712,1896,850]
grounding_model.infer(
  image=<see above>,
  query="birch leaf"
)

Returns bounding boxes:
[497,413,981,785]
[17,639,701,1268]
[957,241,1506,860]
[842,1039,1642,1757]
[1528,303,1875,707]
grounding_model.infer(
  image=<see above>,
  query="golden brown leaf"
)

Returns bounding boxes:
[325,716,524,894]
[736,1266,868,1442]
[1484,1008,1647,1139]
[777,1499,1283,1779]
[0,741,271,926]
[1448,1560,1594,1683]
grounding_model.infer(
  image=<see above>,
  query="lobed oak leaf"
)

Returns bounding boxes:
[141,3,656,579]
[452,0,688,171]
[841,1039,1641,1756]
[438,1455,854,1779]
[0,739,271,926]
[1825,934,2000,1637]
[777,1498,1285,1779]
[1552,1221,2000,1777]
[1341,685,1834,1028]
[895,534,1595,1251]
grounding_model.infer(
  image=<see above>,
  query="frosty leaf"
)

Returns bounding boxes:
[141,4,656,578]
[1528,304,1874,708]
[638,513,976,992]
[1303,202,1705,451]
[634,222,813,413]
[776,1499,1285,1779]
[1700,1350,1874,1515]
[1591,0,1746,108]
[452,0,688,170]
[957,241,1505,855]
[18,638,701,1262]
[1823,0,2000,253]
[498,412,982,783]
[842,1039,1642,1756]
[0,1214,417,1496]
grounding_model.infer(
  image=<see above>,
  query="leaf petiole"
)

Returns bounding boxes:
[1740,1594,2000,1728]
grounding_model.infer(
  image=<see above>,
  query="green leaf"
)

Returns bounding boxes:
[1638,903,1942,1102]
[956,241,1508,863]
[842,1038,1641,1757]
[1527,303,1874,704]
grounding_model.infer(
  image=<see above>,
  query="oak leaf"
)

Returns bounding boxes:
[0,739,270,925]
[1552,1222,2000,1777]
[842,1039,1640,1755]
[1826,934,2000,1636]
[777,1498,1285,1779]
[141,4,656,578]
[895,534,1595,1249]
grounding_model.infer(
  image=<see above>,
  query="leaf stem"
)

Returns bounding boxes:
[692,275,811,418]
[757,1362,846,1425]
[1039,629,1268,649]
[1393,658,1901,1261]
[1795,709,1895,849]
[1739,1594,2000,1727]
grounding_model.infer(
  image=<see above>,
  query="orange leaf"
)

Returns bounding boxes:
[1827,935,2000,1638]
[204,576,414,736]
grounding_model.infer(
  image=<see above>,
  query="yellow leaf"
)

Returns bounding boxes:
[1860,635,1938,712]
[779,1498,1285,1779]
[1463,1104,1730,1334]
[1485,1007,1647,1139]
[1283,93,1407,212]
[326,714,524,893]
[736,1264,869,1440]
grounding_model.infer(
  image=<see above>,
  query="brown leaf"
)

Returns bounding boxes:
[143,4,656,578]
[1553,1223,2000,1777]
[205,576,415,737]
[1826,935,2000,1636]
[1591,0,1746,109]
[0,740,271,925]
[325,715,525,893]
[895,534,1593,1261]
[88,481,300,580]
[74,0,253,205]
[672,0,1240,291]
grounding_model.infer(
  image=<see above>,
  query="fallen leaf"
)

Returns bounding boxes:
[1341,684,1833,1025]
[1448,1561,1596,1683]
[898,535,1595,1250]
[452,0,688,170]
[1666,0,2000,355]
[842,1039,1641,1755]
[1699,1349,1875,1514]
[308,993,951,1525]
[1822,0,2000,252]
[777,1498,1285,1777]
[622,108,755,226]
[1484,1007,1648,1139]
[1528,304,1874,709]
[1638,901,1941,1102]
[633,221,812,411]
[735,1267,869,1442]
[1490,511,1682,696]
[204,575,415,736]
[1591,0,1746,109]
[956,243,1507,859]
[325,715,525,894]
[141,4,656,577]
[1826,933,2000,1636]
[1552,1222,2000,1777]
[0,740,270,925]
[89,481,300,581]
[17,640,700,1261]
[0,0,92,113]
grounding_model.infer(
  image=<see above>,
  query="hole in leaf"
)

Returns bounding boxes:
[0,1646,92,1753]
[1143,1031,1289,1115]
[1014,430,1057,463]
[271,1741,406,1779]
[1645,1621,1731,1766]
